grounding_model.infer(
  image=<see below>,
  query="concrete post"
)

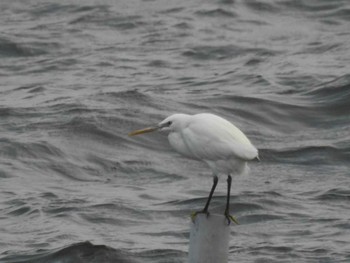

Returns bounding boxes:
[188,213,230,263]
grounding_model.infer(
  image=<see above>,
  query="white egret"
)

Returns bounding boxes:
[129,113,258,224]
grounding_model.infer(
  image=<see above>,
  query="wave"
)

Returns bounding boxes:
[0,139,65,160]
[279,0,340,12]
[195,74,350,133]
[182,44,279,61]
[260,145,350,165]
[0,37,60,58]
[69,6,145,31]
[0,241,137,263]
[195,8,237,18]
[303,74,350,115]
[314,188,350,202]
[0,38,41,57]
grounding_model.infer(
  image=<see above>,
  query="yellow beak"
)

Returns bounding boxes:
[128,127,158,136]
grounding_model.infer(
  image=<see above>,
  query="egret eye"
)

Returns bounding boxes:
[167,121,172,126]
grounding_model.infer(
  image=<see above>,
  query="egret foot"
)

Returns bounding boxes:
[191,175,218,223]
[224,211,239,225]
[191,210,210,223]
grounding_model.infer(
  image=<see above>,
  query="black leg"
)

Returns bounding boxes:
[202,175,218,213]
[224,174,239,225]
[224,174,232,216]
[191,175,219,222]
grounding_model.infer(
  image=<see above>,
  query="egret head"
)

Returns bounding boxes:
[157,116,174,132]
[128,114,189,136]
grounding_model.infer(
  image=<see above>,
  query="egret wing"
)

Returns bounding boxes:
[181,118,258,161]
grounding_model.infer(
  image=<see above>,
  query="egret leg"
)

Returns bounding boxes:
[203,175,218,213]
[191,175,218,222]
[225,175,232,215]
[224,174,239,225]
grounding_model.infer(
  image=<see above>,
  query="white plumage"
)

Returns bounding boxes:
[158,113,258,175]
[129,113,258,223]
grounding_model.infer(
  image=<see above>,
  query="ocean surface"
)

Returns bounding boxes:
[0,0,350,262]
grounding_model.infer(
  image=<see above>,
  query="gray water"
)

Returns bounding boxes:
[0,0,350,262]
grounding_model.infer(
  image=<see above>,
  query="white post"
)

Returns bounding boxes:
[188,213,230,263]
